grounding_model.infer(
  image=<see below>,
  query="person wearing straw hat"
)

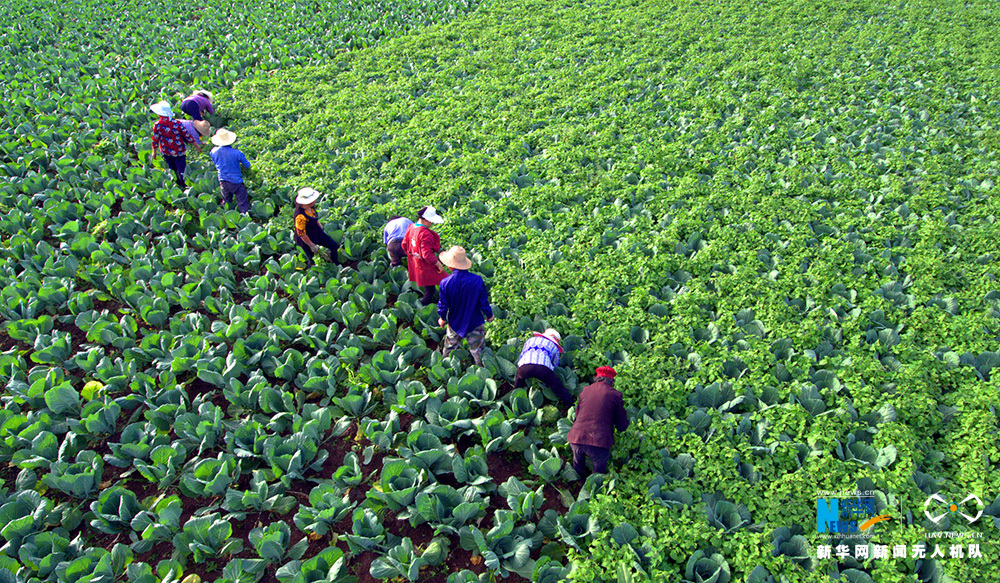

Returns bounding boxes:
[150,100,200,190]
[180,119,211,147]
[401,206,448,305]
[437,246,493,366]
[292,187,340,268]
[513,328,573,406]
[566,366,630,479]
[179,90,214,121]
[209,128,252,214]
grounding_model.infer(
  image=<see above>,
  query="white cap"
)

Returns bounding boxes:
[420,206,444,224]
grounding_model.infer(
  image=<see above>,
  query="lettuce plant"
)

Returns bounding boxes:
[42,450,102,499]
[89,486,144,535]
[173,513,244,564]
[249,521,308,564]
[130,495,181,554]
[458,510,538,578]
[370,458,427,512]
[293,481,356,536]
[683,549,731,583]
[497,477,544,521]
[178,453,239,498]
[370,537,449,582]
[344,507,388,554]
[223,469,297,517]
[411,484,486,534]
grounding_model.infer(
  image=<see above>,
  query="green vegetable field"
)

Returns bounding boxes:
[1,0,999,580]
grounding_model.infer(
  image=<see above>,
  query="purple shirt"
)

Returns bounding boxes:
[185,94,214,115]
[179,120,203,145]
[438,269,492,338]
[567,380,629,449]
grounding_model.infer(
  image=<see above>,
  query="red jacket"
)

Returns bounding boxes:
[567,380,629,449]
[401,224,447,287]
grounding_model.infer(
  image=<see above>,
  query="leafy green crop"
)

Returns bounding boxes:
[3,0,1000,579]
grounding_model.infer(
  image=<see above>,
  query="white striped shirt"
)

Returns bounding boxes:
[517,335,560,369]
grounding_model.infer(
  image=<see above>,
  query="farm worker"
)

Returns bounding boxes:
[292,187,341,268]
[149,101,200,191]
[383,215,413,267]
[437,246,494,367]
[566,366,630,479]
[179,119,211,147]
[401,206,448,305]
[179,90,214,121]
[209,128,252,214]
[513,328,573,406]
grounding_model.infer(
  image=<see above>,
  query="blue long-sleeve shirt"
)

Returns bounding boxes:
[210,145,251,184]
[517,335,560,369]
[438,269,492,338]
[383,217,413,244]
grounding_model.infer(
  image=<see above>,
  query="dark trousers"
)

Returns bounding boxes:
[420,286,437,306]
[295,230,339,267]
[221,180,250,213]
[387,239,405,266]
[514,364,573,406]
[570,443,610,478]
[163,155,186,188]
[180,100,203,120]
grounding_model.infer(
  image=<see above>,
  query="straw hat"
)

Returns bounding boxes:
[439,246,472,270]
[296,187,322,206]
[192,120,211,137]
[194,90,213,100]
[211,128,237,147]
[150,101,173,118]
[533,328,563,352]
[419,206,444,224]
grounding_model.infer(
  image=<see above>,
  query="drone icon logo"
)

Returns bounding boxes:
[923,494,984,524]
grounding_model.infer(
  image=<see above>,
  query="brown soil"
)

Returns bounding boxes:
[444,546,488,575]
[185,377,218,400]
[541,483,569,514]
[317,423,359,480]
[383,509,434,548]
[398,412,414,433]
[352,550,379,583]
[0,462,20,488]
[59,321,89,348]
[0,330,24,352]
[487,451,527,487]
[93,298,123,314]
[451,433,477,454]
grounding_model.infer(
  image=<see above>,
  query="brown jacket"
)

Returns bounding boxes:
[566,379,629,449]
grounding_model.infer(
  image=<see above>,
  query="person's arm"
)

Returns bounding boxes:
[150,127,159,158]
[180,122,201,153]
[419,230,447,272]
[614,393,630,432]
[295,214,317,250]
[240,151,251,170]
[479,281,494,322]
[437,280,448,327]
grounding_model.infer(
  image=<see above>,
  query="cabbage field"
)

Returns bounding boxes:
[2,0,1000,581]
